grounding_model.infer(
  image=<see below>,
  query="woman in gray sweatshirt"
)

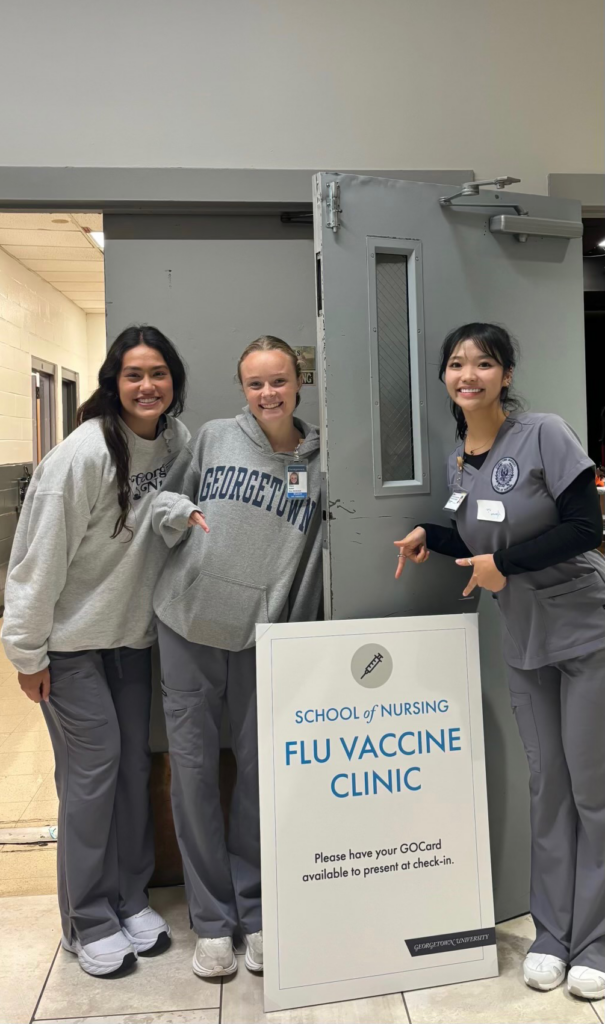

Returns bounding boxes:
[2,326,190,978]
[152,336,322,980]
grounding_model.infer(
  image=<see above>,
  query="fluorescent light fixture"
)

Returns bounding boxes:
[90,231,105,250]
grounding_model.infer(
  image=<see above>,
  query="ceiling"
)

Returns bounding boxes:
[0,212,104,314]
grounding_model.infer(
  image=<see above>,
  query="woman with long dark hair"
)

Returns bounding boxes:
[2,325,189,978]
[393,323,605,1002]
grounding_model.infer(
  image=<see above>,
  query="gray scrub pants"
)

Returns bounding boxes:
[157,621,261,938]
[507,647,605,970]
[43,646,154,945]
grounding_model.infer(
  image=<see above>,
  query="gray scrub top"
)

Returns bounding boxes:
[446,412,605,670]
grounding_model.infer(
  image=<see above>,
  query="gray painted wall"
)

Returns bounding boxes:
[104,219,320,754]
[104,223,319,431]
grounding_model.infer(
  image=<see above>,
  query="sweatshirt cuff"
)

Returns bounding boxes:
[167,496,201,531]
[493,550,508,577]
[3,645,49,676]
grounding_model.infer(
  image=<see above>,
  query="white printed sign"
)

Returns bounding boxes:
[256,614,497,1012]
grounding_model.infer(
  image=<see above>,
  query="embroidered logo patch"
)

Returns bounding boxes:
[492,457,519,494]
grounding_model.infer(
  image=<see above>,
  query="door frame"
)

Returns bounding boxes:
[0,167,474,214]
[31,355,57,463]
[548,173,605,217]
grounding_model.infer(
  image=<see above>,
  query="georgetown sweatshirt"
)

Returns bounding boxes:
[2,415,190,674]
[152,408,322,650]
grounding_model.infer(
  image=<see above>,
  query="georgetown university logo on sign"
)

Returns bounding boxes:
[491,457,519,494]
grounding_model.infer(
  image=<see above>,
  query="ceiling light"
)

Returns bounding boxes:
[90,231,105,250]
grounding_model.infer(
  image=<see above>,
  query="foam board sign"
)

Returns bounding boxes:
[256,614,497,1011]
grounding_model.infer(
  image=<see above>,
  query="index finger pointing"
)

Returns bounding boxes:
[193,512,210,533]
[395,552,406,580]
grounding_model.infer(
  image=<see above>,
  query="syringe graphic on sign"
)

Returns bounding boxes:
[351,644,393,688]
[360,652,383,680]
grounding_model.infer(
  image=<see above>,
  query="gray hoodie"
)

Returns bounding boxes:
[2,415,190,674]
[152,409,322,650]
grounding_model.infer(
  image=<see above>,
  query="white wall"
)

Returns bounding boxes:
[0,0,602,196]
[0,249,104,464]
[86,313,106,397]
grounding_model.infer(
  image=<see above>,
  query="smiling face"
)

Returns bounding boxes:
[240,349,301,428]
[444,339,511,414]
[117,344,174,436]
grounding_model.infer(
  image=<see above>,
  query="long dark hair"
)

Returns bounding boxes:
[438,323,521,440]
[77,325,187,538]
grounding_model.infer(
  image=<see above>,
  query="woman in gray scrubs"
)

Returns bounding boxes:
[394,323,605,1002]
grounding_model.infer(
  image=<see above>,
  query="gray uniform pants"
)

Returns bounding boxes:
[157,621,261,938]
[507,647,605,970]
[43,646,154,945]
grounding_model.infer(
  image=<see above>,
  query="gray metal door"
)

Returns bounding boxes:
[314,172,585,921]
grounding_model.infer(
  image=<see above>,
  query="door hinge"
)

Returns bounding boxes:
[326,181,341,233]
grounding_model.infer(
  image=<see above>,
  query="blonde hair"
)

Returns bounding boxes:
[237,335,303,406]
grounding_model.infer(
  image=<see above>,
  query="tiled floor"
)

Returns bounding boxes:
[0,638,59,897]
[1,643,603,1024]
[0,887,603,1024]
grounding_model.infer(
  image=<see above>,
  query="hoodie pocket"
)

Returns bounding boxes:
[164,570,268,650]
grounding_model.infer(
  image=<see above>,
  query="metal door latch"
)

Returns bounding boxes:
[326,181,341,233]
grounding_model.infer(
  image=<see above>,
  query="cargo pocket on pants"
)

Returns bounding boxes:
[510,691,541,773]
[535,570,605,659]
[161,683,205,769]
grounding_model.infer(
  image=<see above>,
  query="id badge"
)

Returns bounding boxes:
[444,491,467,512]
[286,462,308,499]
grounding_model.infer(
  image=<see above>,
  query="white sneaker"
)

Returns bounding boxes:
[523,952,567,991]
[192,936,237,978]
[568,965,605,1000]
[61,931,137,977]
[244,930,263,972]
[121,906,171,956]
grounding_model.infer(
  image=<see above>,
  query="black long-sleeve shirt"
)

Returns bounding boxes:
[420,455,603,577]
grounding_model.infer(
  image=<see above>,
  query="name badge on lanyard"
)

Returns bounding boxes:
[286,462,308,500]
[444,455,467,512]
[444,491,468,512]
